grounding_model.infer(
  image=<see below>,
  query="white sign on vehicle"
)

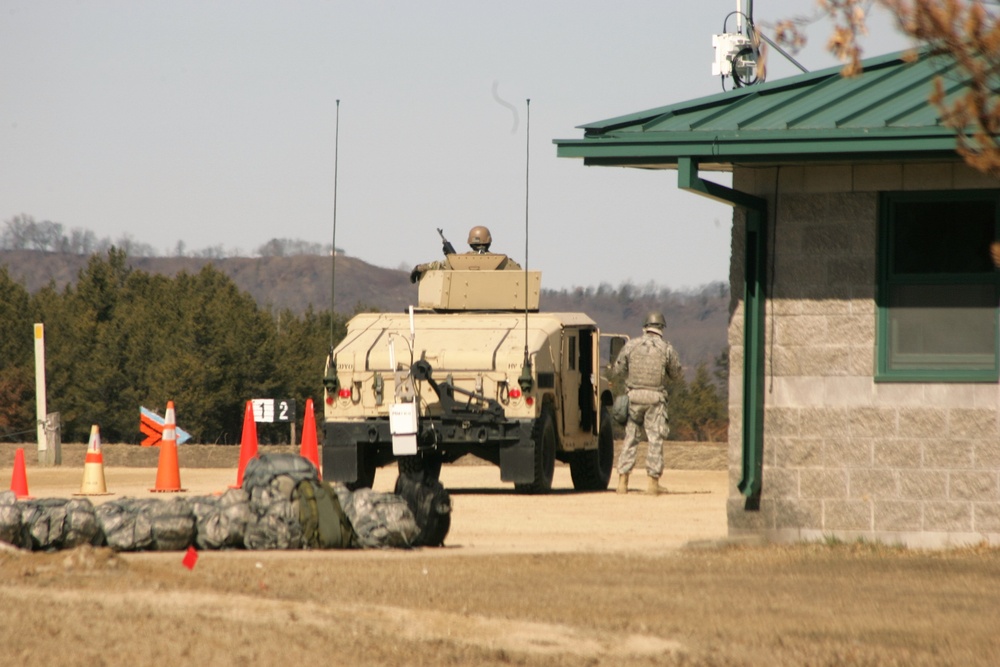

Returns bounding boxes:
[389,402,418,456]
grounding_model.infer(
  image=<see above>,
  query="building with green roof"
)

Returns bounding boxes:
[556,49,1000,548]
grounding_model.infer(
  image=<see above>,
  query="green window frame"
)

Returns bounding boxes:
[877,189,1000,382]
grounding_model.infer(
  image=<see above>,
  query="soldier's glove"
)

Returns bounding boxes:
[409,266,422,284]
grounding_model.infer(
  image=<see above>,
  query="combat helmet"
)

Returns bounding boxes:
[468,226,492,252]
[643,311,666,331]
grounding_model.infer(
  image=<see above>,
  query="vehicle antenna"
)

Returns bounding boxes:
[323,99,342,398]
[518,98,533,394]
[330,99,341,347]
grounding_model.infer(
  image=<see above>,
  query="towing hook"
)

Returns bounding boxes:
[412,359,433,381]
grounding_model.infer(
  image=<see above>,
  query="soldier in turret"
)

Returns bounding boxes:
[410,226,522,283]
[612,311,682,496]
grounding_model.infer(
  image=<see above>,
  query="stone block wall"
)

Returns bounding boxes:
[726,162,1000,548]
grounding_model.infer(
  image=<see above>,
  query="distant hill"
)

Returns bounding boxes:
[1,250,730,374]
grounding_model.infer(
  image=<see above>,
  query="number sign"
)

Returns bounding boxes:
[251,399,297,423]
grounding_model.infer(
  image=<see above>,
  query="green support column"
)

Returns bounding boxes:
[677,157,766,506]
[739,208,766,506]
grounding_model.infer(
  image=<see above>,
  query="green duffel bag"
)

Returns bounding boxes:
[296,479,358,549]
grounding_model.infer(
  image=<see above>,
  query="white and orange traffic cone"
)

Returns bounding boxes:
[76,424,112,496]
[151,401,185,493]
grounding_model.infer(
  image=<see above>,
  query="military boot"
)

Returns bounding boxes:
[616,473,629,495]
[647,475,662,496]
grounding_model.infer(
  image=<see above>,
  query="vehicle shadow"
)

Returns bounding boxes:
[444,487,607,496]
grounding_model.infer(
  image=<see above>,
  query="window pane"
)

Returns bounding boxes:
[888,283,997,371]
[892,200,995,274]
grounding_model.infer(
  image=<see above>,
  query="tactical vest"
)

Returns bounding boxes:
[626,336,669,390]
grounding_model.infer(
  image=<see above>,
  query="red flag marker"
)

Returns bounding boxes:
[182,546,198,570]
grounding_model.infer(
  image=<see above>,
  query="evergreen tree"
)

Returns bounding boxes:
[272,306,347,407]
[668,361,728,442]
[0,268,34,436]
[37,249,133,442]
[148,265,281,444]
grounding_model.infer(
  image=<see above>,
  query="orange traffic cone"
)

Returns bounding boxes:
[299,397,321,479]
[231,400,258,488]
[151,401,186,492]
[10,447,32,499]
[76,424,112,496]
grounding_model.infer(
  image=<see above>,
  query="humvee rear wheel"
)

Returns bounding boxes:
[397,453,442,483]
[515,406,556,494]
[569,406,615,491]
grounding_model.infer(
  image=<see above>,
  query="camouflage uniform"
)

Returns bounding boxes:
[613,329,681,479]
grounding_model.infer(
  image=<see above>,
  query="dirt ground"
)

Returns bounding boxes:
[0,442,999,666]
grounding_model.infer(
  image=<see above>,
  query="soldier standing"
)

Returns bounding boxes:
[613,311,682,496]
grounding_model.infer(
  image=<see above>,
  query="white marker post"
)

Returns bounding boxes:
[34,323,48,464]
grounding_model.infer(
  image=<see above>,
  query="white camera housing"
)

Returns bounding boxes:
[712,32,755,77]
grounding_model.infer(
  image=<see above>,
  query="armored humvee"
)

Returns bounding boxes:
[321,254,619,493]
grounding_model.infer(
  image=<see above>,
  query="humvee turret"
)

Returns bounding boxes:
[321,258,619,493]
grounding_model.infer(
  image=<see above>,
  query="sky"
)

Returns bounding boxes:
[0,1,914,291]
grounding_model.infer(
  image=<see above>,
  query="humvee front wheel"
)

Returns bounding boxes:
[514,407,556,494]
[569,406,615,491]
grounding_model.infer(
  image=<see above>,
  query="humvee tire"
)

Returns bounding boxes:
[514,407,556,494]
[569,406,615,491]
[397,453,443,483]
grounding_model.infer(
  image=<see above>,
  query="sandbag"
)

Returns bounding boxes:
[335,486,418,549]
[393,473,451,547]
[244,499,302,550]
[0,491,22,548]
[96,497,195,552]
[243,482,303,550]
[241,454,317,550]
[19,498,101,552]
[60,499,102,549]
[190,488,251,550]
[242,453,319,498]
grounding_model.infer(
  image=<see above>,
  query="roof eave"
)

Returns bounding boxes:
[556,132,961,169]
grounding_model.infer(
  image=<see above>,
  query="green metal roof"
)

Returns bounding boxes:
[555,49,970,170]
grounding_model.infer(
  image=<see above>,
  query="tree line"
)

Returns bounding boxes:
[0,249,343,444]
[1,214,340,259]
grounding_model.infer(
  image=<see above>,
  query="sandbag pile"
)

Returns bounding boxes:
[0,453,451,553]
